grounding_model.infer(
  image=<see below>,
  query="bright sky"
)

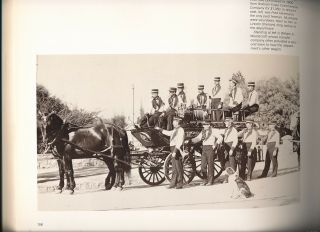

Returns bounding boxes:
[37,54,298,122]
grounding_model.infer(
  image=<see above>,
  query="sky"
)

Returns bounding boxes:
[37,54,299,122]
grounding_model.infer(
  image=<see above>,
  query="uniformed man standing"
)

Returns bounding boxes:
[160,87,179,130]
[210,77,224,121]
[259,121,280,178]
[238,119,258,181]
[139,89,165,128]
[220,117,239,175]
[241,81,259,118]
[156,117,185,189]
[196,85,208,109]
[190,123,223,185]
[224,78,244,120]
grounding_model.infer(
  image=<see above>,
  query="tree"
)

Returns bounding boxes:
[256,75,299,127]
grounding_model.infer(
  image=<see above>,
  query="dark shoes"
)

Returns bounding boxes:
[258,175,267,179]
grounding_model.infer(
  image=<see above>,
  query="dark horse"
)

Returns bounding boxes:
[38,111,131,194]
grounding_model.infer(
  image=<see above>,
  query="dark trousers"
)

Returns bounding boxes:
[244,143,257,180]
[261,142,278,177]
[148,112,161,127]
[170,146,183,187]
[241,104,259,118]
[224,103,242,120]
[161,109,177,130]
[140,112,162,128]
[229,143,247,180]
[211,98,223,121]
[201,145,217,184]
[217,142,233,170]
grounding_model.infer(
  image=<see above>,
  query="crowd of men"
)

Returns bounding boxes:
[139,76,260,130]
[155,116,281,189]
[137,76,286,189]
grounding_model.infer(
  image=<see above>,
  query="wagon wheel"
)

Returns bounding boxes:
[138,155,166,186]
[164,153,196,184]
[194,150,223,180]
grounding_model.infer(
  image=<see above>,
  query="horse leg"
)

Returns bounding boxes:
[104,157,116,190]
[56,159,65,193]
[63,155,75,194]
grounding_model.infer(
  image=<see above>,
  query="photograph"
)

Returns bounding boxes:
[36,54,300,211]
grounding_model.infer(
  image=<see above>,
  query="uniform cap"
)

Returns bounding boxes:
[229,78,238,84]
[173,116,183,121]
[198,85,204,90]
[214,77,220,81]
[177,83,184,88]
[248,81,255,87]
[225,117,234,122]
[151,89,159,94]
[169,87,177,92]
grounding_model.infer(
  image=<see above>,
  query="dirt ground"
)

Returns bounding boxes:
[38,141,300,210]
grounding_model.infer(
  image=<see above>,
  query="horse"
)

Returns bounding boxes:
[38,111,131,194]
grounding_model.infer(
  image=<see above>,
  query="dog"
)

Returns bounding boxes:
[222,167,254,199]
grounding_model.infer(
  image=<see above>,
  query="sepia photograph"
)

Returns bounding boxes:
[36,54,300,211]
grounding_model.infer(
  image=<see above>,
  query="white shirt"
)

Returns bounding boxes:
[223,126,238,149]
[211,85,225,100]
[162,126,185,150]
[229,87,244,107]
[238,128,258,152]
[191,127,223,146]
[267,129,280,148]
[247,90,259,106]
[149,98,165,114]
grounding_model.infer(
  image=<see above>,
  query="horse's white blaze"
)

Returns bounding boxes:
[90,128,102,140]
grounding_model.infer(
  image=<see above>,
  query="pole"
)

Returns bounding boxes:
[132,84,135,123]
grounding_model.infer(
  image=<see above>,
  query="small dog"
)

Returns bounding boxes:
[222,167,254,199]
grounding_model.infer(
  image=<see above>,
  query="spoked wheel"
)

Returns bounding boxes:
[164,154,196,184]
[138,155,166,186]
[194,151,223,180]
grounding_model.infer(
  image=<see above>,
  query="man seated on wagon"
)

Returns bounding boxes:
[241,81,259,118]
[159,87,179,130]
[176,83,187,117]
[189,122,223,186]
[196,85,208,109]
[209,77,224,121]
[139,89,165,128]
[224,77,244,121]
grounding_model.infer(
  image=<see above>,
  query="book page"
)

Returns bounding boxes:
[3,0,320,231]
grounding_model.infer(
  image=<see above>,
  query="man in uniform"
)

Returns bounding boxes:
[189,122,223,185]
[196,85,208,109]
[258,121,280,178]
[177,83,187,117]
[219,117,239,179]
[238,119,258,181]
[224,78,244,120]
[241,81,259,118]
[155,117,185,189]
[210,77,224,121]
[160,87,179,130]
[139,89,165,128]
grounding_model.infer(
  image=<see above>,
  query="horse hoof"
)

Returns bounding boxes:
[55,189,63,194]
[117,187,123,191]
[65,189,74,195]
[111,187,117,191]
